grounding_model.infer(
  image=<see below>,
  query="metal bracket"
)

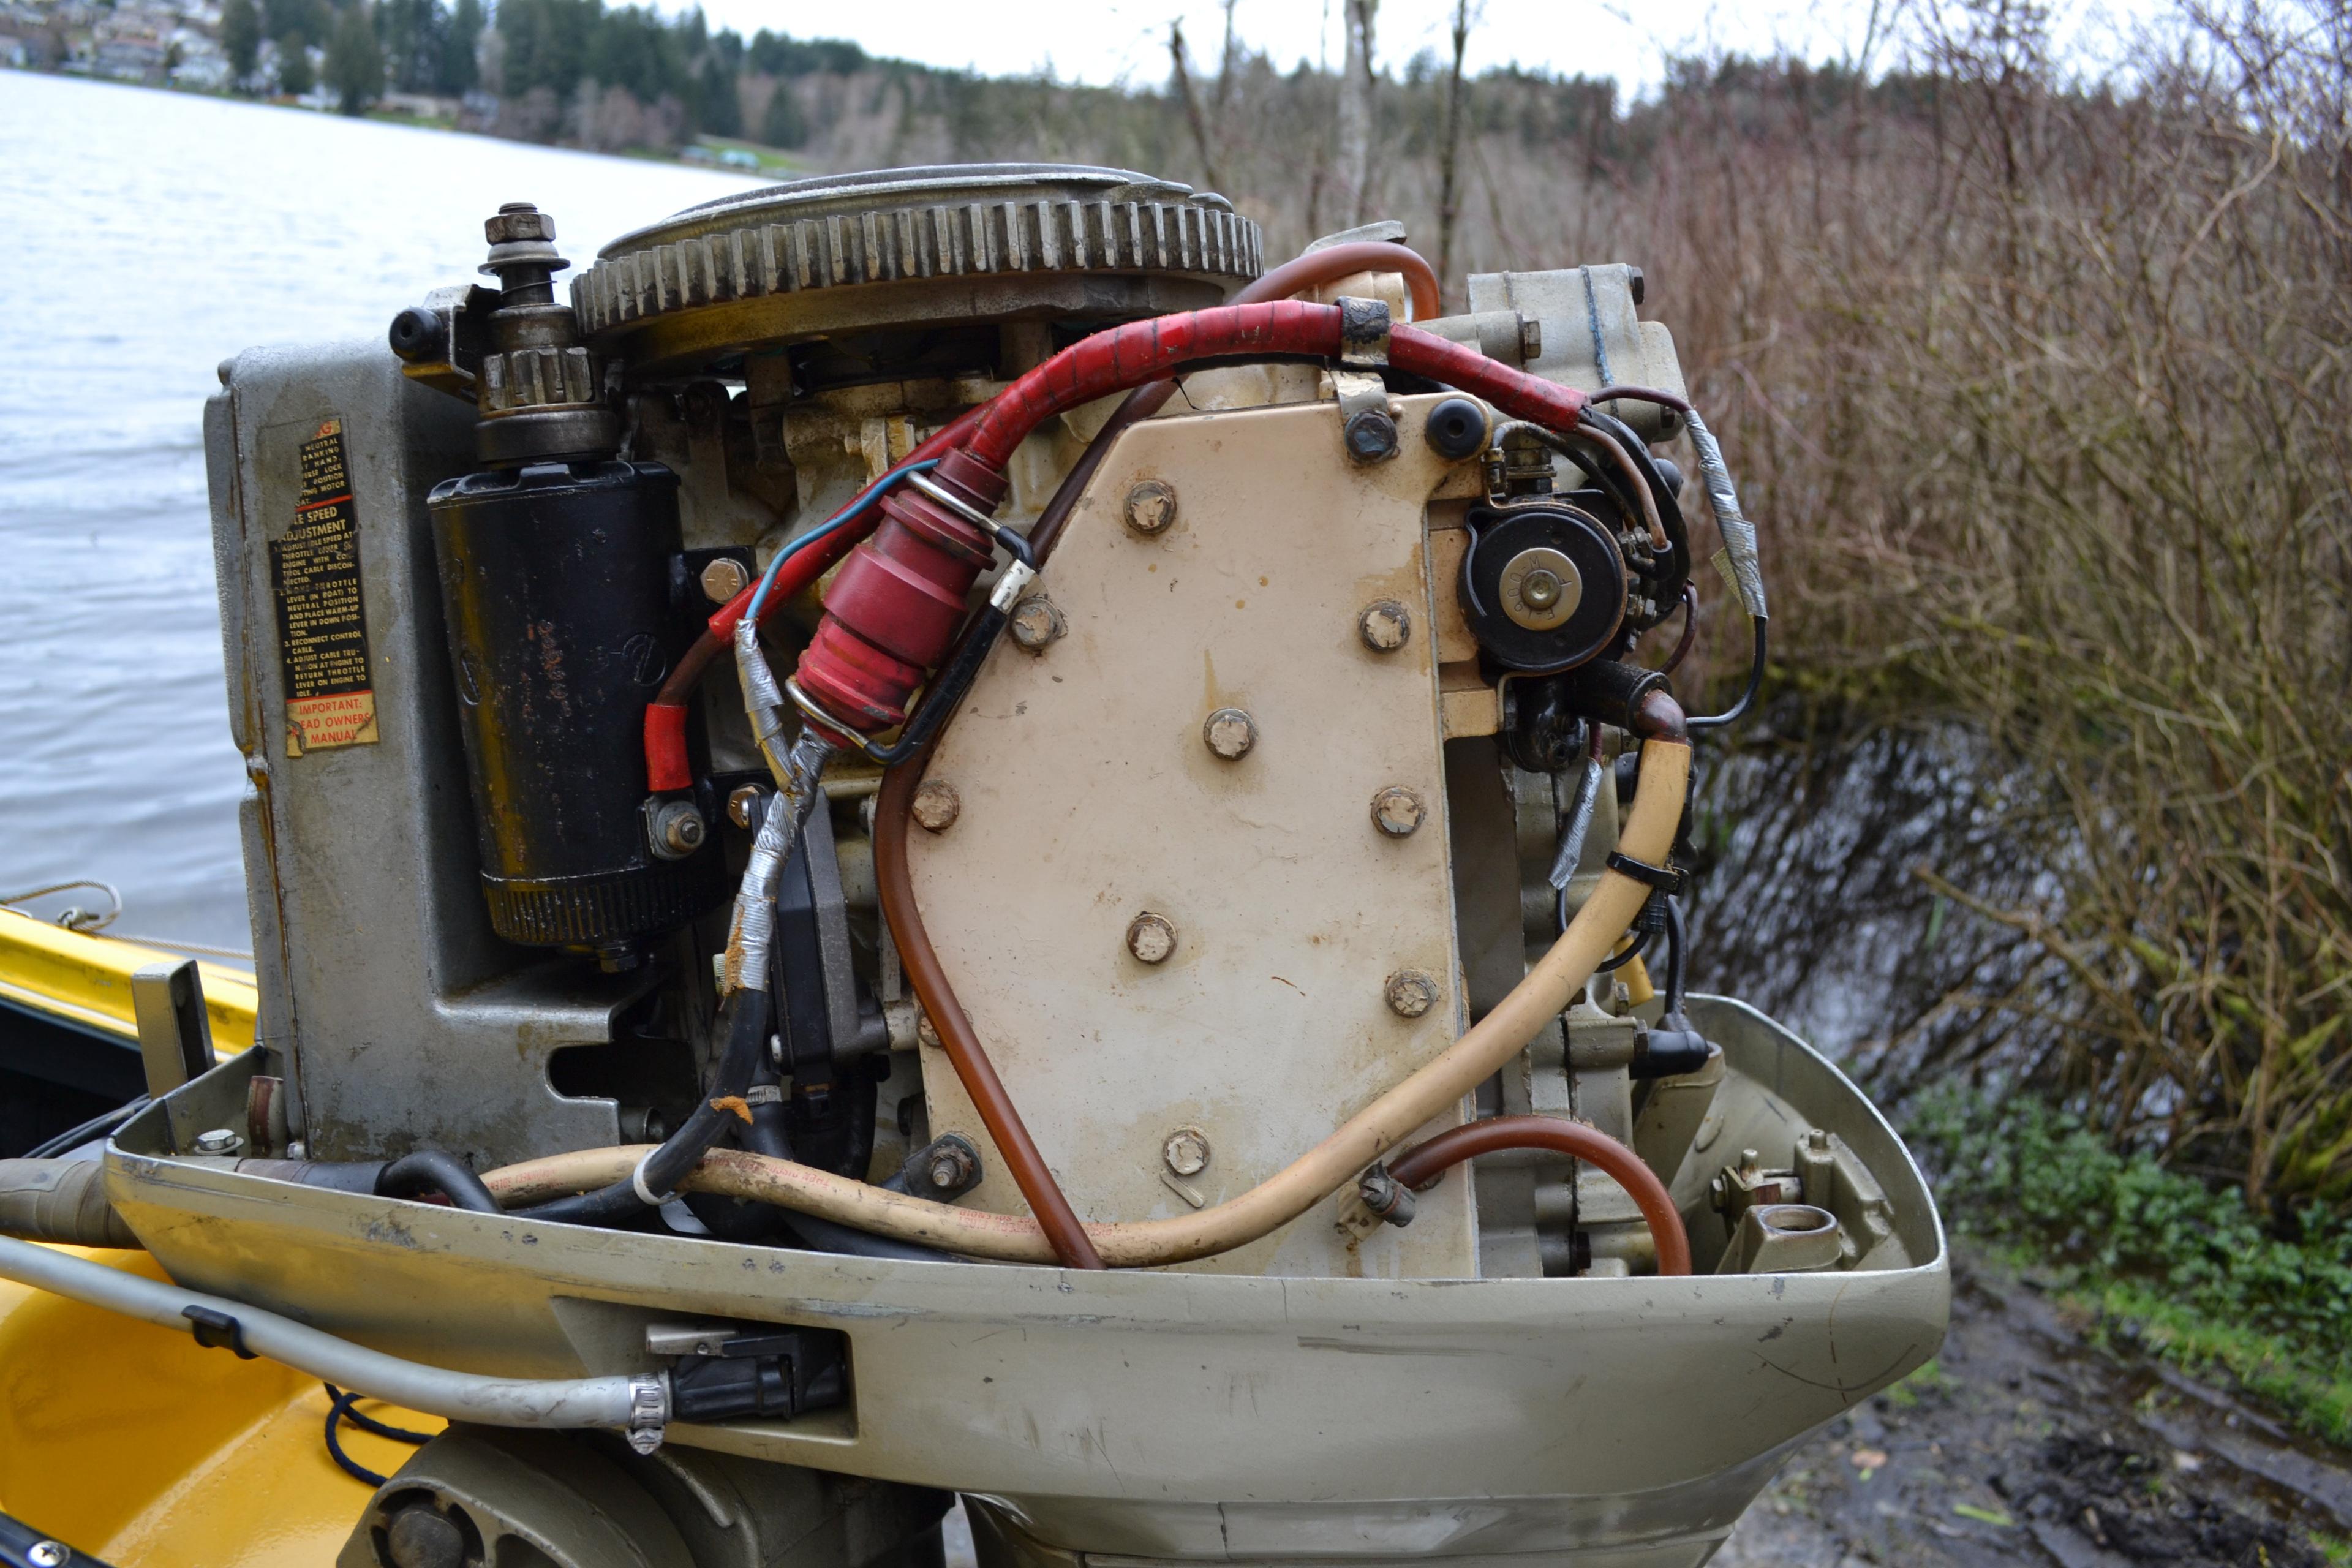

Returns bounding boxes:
[1330,370,1389,424]
[1335,295,1392,366]
[131,960,211,1102]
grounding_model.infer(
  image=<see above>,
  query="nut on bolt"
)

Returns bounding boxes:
[1123,478,1178,537]
[1202,707,1257,760]
[1370,785,1427,837]
[726,784,766,829]
[911,779,961,832]
[1163,1127,1212,1177]
[1008,593,1066,651]
[1126,911,1177,965]
[1357,598,1412,652]
[1343,407,1401,464]
[647,798,706,859]
[193,1128,244,1156]
[484,201,556,244]
[1384,969,1439,1019]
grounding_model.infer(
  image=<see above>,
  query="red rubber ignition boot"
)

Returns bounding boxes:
[796,457,1011,736]
[643,703,692,791]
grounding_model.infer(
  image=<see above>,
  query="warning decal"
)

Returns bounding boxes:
[270,419,380,755]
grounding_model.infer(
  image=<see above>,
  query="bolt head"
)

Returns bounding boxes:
[193,1128,243,1156]
[27,1542,67,1567]
[727,785,765,829]
[915,1011,942,1049]
[1385,969,1439,1019]
[911,779,962,832]
[1357,598,1412,652]
[1163,1127,1212,1177]
[484,203,554,244]
[1123,478,1178,537]
[656,804,706,854]
[1370,785,1427,837]
[699,557,750,604]
[1008,593,1066,650]
[1125,911,1177,965]
[1201,707,1257,761]
[385,1505,467,1568]
[1343,408,1401,463]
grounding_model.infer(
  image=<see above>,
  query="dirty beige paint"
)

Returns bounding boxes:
[908,394,1486,1278]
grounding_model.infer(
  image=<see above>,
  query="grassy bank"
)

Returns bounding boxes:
[1913,1088,2352,1445]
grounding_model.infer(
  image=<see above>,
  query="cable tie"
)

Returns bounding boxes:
[1604,851,1685,897]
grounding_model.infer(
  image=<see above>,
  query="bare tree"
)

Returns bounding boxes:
[1335,0,1379,223]
[1435,0,1475,298]
[1169,20,1224,191]
[1214,0,1241,110]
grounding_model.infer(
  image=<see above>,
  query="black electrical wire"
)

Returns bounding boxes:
[518,986,772,1226]
[322,1382,431,1487]
[1686,616,1767,732]
[24,1095,149,1159]
[1594,930,1653,974]
[1660,897,1689,1019]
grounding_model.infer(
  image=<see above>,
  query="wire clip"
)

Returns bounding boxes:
[183,1304,255,1359]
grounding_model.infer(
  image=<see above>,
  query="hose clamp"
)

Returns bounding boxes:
[625,1373,669,1455]
[1336,295,1392,366]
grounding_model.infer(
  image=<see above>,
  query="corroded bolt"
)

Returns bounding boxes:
[1126,911,1177,965]
[653,801,706,856]
[1344,407,1400,464]
[727,784,765,829]
[911,779,961,832]
[699,557,750,604]
[1202,707,1257,760]
[484,201,555,244]
[1358,598,1412,652]
[1008,593,1066,651]
[1163,1127,1211,1177]
[1123,478,1178,537]
[1385,969,1439,1019]
[1370,785,1427,837]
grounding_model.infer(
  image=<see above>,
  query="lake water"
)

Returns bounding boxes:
[0,72,756,953]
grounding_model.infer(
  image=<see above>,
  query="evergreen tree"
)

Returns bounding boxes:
[760,80,807,148]
[221,0,262,88]
[326,4,384,113]
[440,0,481,93]
[277,30,314,95]
[695,51,739,135]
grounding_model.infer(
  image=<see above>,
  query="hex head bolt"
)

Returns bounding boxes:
[1371,785,1427,837]
[1358,599,1412,652]
[1008,594,1066,651]
[1126,911,1177,964]
[911,780,961,832]
[1202,707,1258,760]
[1163,1128,1212,1177]
[1344,408,1401,464]
[1123,479,1178,537]
[1385,970,1439,1018]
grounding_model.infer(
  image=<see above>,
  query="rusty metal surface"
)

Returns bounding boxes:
[906,394,1487,1278]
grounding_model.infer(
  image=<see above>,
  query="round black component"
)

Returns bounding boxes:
[1423,396,1490,460]
[1344,407,1400,464]
[428,459,724,950]
[1459,502,1627,673]
[387,306,443,363]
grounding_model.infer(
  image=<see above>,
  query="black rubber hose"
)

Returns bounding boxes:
[377,1151,501,1215]
[786,1211,954,1263]
[520,987,772,1226]
[1578,405,1692,612]
[25,1095,148,1160]
[1661,898,1689,1018]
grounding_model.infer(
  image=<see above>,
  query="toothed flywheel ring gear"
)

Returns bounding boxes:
[573,164,1262,374]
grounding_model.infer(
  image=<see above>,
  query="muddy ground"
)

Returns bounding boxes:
[1716,1250,2352,1567]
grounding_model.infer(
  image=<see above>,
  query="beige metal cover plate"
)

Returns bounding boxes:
[908,395,1483,1277]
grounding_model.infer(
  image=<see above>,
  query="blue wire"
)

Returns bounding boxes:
[744,457,941,625]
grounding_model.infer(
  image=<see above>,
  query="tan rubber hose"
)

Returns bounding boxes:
[484,739,1690,1268]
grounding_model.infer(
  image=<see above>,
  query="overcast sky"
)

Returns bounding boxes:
[669,0,2167,99]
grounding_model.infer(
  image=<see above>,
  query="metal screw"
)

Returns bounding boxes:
[1125,911,1178,965]
[650,799,706,858]
[27,1542,67,1568]
[1201,707,1257,761]
[1357,599,1412,652]
[1385,969,1439,1019]
[1163,1127,1211,1177]
[1123,478,1178,537]
[385,1506,467,1568]
[699,557,750,604]
[1343,408,1400,464]
[727,785,765,829]
[915,1011,942,1049]
[193,1128,243,1156]
[911,779,961,832]
[1008,593,1066,651]
[1370,785,1427,837]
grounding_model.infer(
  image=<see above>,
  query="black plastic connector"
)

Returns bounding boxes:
[667,1326,848,1425]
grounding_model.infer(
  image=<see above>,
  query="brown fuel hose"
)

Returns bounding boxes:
[1384,1116,1692,1276]
[485,736,1691,1267]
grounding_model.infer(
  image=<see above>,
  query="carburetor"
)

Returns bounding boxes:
[144,164,1945,1568]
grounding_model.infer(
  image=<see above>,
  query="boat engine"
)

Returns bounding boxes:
[21,166,1945,1567]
